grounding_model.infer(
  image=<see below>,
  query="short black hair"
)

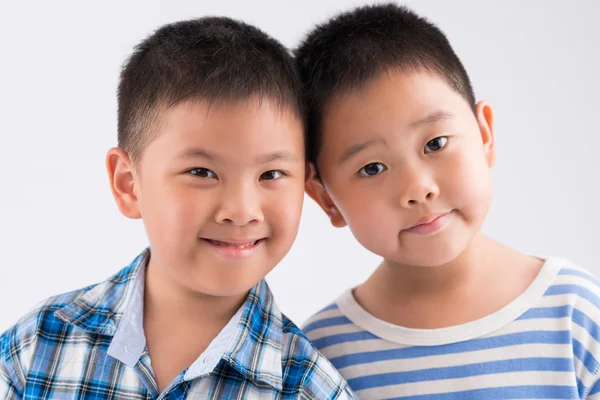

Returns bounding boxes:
[294,3,476,164]
[118,17,303,162]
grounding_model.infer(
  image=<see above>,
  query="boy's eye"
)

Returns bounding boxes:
[358,162,387,177]
[188,168,217,179]
[424,136,448,153]
[260,170,285,180]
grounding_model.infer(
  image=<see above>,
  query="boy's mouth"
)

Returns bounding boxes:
[200,238,266,259]
[203,239,263,248]
[403,211,453,235]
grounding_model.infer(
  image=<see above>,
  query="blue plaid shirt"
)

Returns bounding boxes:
[0,250,357,399]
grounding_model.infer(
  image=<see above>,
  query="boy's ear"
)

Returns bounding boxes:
[476,100,496,167]
[305,163,347,228]
[106,147,142,219]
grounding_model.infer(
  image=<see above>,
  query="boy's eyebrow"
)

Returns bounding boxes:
[177,148,221,161]
[339,139,386,164]
[255,151,299,165]
[176,148,298,164]
[410,110,454,128]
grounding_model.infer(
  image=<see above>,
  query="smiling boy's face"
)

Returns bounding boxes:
[108,97,305,297]
[308,70,496,268]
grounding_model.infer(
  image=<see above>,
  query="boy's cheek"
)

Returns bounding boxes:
[440,150,492,205]
[272,192,304,233]
[345,203,391,243]
[143,196,202,242]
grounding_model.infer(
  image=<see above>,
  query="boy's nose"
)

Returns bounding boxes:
[214,184,264,226]
[398,170,440,208]
[400,190,438,208]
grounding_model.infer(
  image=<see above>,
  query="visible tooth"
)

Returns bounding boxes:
[209,240,256,248]
[226,242,251,248]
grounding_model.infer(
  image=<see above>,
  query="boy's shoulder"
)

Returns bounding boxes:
[550,257,600,319]
[2,252,142,342]
[302,299,354,345]
[303,302,345,329]
[0,283,91,369]
[540,257,600,323]
[0,254,144,394]
[552,257,600,290]
[0,262,127,345]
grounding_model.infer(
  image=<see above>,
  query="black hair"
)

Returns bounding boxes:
[295,3,476,163]
[118,16,304,161]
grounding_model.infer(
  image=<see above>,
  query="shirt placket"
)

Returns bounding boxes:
[133,351,160,399]
[134,350,193,400]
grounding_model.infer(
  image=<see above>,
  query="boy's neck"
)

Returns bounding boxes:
[377,232,494,296]
[142,257,248,392]
[354,232,543,329]
[144,259,247,325]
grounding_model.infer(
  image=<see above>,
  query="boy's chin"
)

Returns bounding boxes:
[182,278,261,299]
[385,244,467,268]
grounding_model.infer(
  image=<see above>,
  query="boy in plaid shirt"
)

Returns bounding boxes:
[0,17,356,400]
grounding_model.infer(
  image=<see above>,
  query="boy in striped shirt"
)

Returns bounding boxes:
[295,4,600,399]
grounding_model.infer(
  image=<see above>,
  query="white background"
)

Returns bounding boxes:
[1,0,599,332]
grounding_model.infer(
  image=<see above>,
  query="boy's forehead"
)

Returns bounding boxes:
[323,69,474,131]
[142,97,305,161]
[345,69,457,102]
[159,97,302,131]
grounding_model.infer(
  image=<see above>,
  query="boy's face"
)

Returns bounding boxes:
[309,70,495,267]
[109,98,305,296]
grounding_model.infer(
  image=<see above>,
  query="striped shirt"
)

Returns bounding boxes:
[0,249,357,400]
[304,257,600,399]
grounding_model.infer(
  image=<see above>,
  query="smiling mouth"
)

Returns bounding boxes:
[203,239,263,248]
[200,238,266,260]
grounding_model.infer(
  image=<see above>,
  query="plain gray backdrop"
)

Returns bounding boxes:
[1,0,598,332]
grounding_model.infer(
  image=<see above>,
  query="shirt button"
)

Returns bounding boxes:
[123,345,129,352]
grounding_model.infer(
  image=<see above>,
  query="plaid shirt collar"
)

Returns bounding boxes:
[54,249,284,390]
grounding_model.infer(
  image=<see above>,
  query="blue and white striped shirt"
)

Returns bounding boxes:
[304,257,600,399]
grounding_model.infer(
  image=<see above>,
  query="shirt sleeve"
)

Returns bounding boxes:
[0,360,21,399]
[0,368,21,400]
[0,332,24,400]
